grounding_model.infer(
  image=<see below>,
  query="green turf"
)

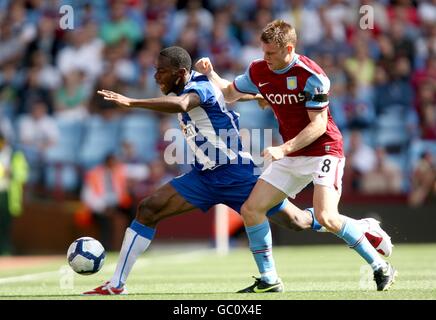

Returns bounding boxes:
[0,244,435,300]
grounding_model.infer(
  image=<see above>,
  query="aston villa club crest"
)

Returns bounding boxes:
[287,76,297,90]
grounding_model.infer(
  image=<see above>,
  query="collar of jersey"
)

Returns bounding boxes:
[178,71,195,96]
[272,54,299,74]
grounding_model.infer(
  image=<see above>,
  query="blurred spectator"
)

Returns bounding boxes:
[0,133,28,255]
[138,159,176,198]
[387,0,420,28]
[374,57,414,115]
[412,55,436,94]
[100,1,142,47]
[421,101,436,140]
[319,53,347,128]
[25,13,61,67]
[16,66,54,115]
[18,101,59,186]
[0,63,19,117]
[0,3,36,65]
[376,34,396,72]
[408,151,436,207]
[119,141,150,200]
[344,40,375,92]
[415,24,436,69]
[344,130,377,191]
[170,0,213,45]
[120,140,144,165]
[343,80,375,130]
[206,18,241,73]
[238,29,263,68]
[0,115,14,144]
[54,70,89,120]
[319,0,350,43]
[418,0,436,26]
[81,154,134,250]
[278,0,323,48]
[414,81,436,139]
[56,22,104,85]
[174,16,204,60]
[110,39,137,84]
[388,19,416,65]
[28,50,61,90]
[361,147,403,194]
[305,15,350,58]
[88,70,123,116]
[125,46,161,99]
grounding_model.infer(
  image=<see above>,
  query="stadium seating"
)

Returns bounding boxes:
[78,115,121,169]
[45,118,84,191]
[118,111,159,162]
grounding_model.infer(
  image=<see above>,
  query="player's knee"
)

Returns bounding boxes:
[136,196,161,226]
[316,211,341,232]
[240,201,260,222]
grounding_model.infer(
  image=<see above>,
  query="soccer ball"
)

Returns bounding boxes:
[67,237,106,275]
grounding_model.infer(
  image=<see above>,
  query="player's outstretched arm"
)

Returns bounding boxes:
[97,89,200,113]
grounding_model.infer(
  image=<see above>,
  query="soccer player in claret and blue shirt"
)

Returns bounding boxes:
[196,20,397,292]
[84,46,393,295]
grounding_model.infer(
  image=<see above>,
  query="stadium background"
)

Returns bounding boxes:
[1,0,436,257]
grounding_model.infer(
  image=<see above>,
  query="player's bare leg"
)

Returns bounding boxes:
[313,184,397,291]
[268,201,311,231]
[134,183,197,228]
[241,179,288,227]
[312,184,343,233]
[83,183,196,295]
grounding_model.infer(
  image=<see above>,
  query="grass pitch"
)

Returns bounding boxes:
[0,244,435,300]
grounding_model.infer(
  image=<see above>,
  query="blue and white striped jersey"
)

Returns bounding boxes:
[178,71,252,171]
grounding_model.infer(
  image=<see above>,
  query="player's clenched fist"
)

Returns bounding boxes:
[195,57,214,76]
[261,146,286,161]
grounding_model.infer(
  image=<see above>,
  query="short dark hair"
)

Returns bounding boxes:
[159,46,192,71]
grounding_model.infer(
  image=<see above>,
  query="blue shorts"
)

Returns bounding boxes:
[170,163,285,216]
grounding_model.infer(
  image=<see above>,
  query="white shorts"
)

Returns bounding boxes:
[259,156,346,198]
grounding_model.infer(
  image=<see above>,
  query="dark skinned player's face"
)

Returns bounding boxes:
[154,56,181,95]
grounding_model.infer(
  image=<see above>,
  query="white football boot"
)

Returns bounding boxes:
[360,218,393,257]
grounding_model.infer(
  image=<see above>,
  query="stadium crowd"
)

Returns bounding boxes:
[1,0,436,211]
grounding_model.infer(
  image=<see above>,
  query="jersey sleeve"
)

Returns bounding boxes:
[183,82,216,107]
[233,66,259,95]
[304,73,330,110]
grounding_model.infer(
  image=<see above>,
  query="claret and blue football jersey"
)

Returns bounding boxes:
[233,53,344,158]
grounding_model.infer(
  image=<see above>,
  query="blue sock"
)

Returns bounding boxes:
[335,218,387,271]
[306,208,323,231]
[245,219,278,284]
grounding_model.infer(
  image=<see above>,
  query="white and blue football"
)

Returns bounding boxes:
[67,237,105,275]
